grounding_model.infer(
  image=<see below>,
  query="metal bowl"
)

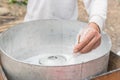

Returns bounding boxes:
[0,20,111,80]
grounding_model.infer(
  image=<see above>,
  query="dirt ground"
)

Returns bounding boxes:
[0,0,120,53]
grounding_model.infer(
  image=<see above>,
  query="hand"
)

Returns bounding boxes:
[73,23,101,53]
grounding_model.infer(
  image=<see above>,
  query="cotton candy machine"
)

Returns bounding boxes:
[0,20,111,80]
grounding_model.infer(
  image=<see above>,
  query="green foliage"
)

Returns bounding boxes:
[8,0,28,5]
[9,0,17,3]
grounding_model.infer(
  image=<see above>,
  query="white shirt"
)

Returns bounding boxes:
[24,0,107,30]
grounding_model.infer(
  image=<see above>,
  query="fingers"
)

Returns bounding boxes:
[80,34,101,53]
[74,32,95,53]
[92,38,101,49]
[73,25,102,53]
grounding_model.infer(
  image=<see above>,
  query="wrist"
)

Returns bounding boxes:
[88,22,101,33]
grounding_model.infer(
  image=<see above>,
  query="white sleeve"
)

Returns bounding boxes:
[83,0,107,31]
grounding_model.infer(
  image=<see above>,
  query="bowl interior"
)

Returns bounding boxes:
[0,20,111,66]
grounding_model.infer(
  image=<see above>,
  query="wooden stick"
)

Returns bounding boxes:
[0,28,8,32]
[0,20,23,32]
[0,16,15,19]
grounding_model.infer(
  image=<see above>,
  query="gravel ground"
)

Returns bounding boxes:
[0,0,120,53]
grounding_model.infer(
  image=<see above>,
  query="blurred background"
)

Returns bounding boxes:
[0,0,120,53]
